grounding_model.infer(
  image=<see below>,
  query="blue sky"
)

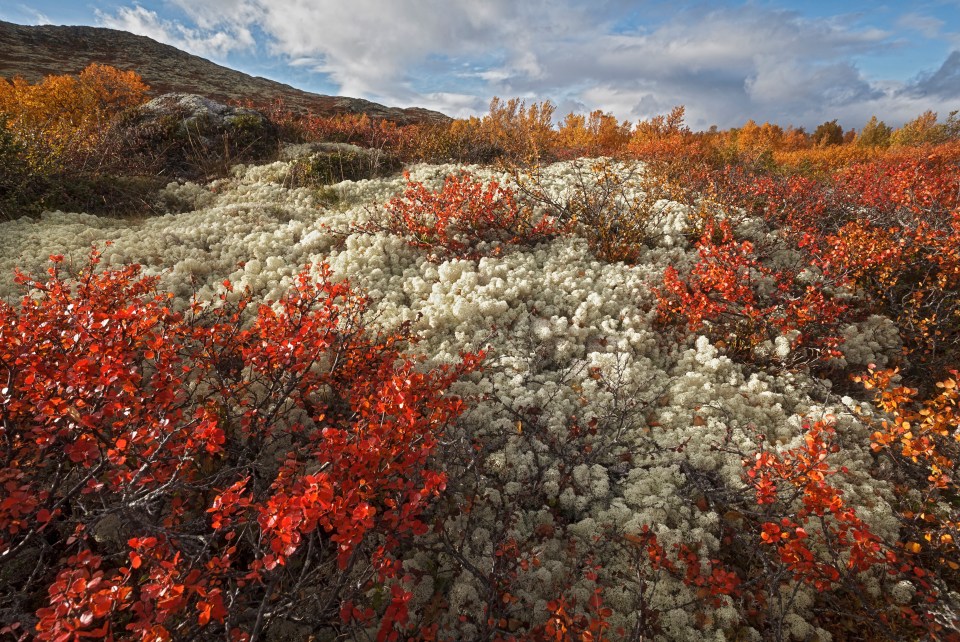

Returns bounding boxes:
[3,1,959,130]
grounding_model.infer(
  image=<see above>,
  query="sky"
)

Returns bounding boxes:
[3,0,960,131]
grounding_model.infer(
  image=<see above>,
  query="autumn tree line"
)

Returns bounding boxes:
[3,64,960,201]
[266,97,960,176]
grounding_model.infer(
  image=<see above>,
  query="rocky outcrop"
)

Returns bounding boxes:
[118,93,280,180]
[137,93,276,143]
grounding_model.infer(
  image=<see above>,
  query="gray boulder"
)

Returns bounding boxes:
[120,93,279,179]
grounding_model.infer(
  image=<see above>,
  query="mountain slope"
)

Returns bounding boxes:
[0,20,448,125]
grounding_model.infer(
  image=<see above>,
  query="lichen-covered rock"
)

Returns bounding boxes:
[117,93,279,179]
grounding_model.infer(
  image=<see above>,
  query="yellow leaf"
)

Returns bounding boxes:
[723,510,743,524]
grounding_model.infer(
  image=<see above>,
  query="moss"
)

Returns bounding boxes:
[223,112,278,160]
[296,150,370,184]
[287,148,402,187]
[40,173,168,218]
[313,185,342,207]
[228,112,267,132]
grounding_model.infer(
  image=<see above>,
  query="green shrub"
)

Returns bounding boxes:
[0,115,37,220]
[288,147,401,187]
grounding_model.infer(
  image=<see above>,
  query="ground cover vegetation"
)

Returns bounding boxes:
[1,65,960,640]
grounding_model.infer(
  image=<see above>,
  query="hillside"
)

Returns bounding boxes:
[0,20,448,125]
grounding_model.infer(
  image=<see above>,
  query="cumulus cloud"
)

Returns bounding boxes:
[97,1,960,128]
[508,6,893,128]
[163,0,600,101]
[417,92,489,119]
[166,0,477,96]
[95,5,254,60]
[907,51,960,98]
[167,0,259,31]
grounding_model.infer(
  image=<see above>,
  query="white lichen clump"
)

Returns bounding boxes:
[0,159,903,640]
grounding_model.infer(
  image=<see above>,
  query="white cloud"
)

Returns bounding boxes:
[1,4,52,25]
[897,12,945,39]
[159,0,598,100]
[95,5,254,60]
[25,8,52,25]
[417,92,489,118]
[486,7,890,128]
[746,57,879,108]
[98,1,960,128]
[287,57,324,68]
[168,0,259,31]
[907,51,960,98]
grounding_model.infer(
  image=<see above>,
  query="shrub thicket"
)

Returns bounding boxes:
[0,64,152,218]
[0,248,480,640]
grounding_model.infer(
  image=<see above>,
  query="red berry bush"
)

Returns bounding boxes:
[0,248,481,641]
[380,171,561,261]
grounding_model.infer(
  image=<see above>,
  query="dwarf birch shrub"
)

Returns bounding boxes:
[512,159,680,264]
[0,248,481,640]
[0,64,148,175]
[0,64,154,218]
[375,171,562,261]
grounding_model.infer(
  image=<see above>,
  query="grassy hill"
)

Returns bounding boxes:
[0,20,448,125]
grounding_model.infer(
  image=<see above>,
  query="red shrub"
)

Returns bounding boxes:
[381,172,561,260]
[0,247,481,640]
[656,217,848,367]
